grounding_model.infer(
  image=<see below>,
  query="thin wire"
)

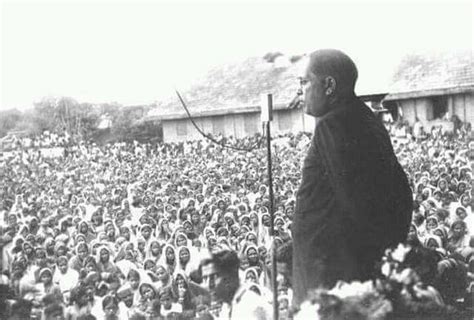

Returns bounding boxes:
[175,90,265,152]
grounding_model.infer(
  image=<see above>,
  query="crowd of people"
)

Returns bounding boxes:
[1,130,71,151]
[0,120,472,319]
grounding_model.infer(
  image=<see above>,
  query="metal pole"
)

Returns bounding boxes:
[266,120,279,320]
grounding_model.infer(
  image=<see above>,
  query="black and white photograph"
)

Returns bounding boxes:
[0,0,473,319]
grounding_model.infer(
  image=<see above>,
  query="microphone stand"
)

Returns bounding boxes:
[266,120,279,320]
[262,94,278,320]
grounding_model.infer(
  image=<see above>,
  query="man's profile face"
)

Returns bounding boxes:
[202,262,233,302]
[302,70,330,117]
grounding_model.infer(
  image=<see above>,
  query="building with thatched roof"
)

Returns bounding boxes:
[147,54,309,142]
[147,53,387,142]
[148,50,472,142]
[383,50,474,130]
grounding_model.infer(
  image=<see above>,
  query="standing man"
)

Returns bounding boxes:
[292,49,412,306]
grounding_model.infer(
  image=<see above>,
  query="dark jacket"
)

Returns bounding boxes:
[292,96,412,305]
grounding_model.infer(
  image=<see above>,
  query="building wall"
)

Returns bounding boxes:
[162,92,473,143]
[398,99,417,124]
[446,92,474,123]
[452,95,464,120]
[397,92,473,129]
[416,98,433,122]
[273,109,307,133]
[463,92,474,124]
[162,108,313,143]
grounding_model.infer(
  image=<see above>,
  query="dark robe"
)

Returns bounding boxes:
[292,96,412,306]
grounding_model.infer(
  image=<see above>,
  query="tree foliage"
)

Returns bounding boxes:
[1,97,162,143]
[32,97,102,140]
[110,105,161,142]
[0,109,23,138]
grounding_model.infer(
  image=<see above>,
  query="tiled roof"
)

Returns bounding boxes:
[148,55,309,119]
[385,50,474,100]
[148,50,473,119]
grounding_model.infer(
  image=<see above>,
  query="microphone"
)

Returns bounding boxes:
[287,89,303,109]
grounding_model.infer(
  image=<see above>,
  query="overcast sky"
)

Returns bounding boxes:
[1,0,472,111]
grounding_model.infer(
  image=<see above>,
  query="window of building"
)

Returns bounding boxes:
[383,101,399,122]
[432,96,448,119]
[177,121,187,136]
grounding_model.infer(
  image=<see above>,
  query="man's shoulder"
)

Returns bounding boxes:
[234,285,271,310]
[232,288,271,320]
[235,286,262,302]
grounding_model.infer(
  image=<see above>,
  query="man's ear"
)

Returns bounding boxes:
[324,76,337,96]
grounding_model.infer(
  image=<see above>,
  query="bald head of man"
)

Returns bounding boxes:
[302,49,358,117]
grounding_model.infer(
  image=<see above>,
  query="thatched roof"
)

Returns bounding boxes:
[385,50,474,100]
